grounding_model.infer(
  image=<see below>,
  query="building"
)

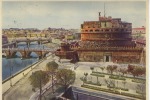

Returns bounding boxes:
[2,35,8,44]
[55,43,79,63]
[70,12,145,64]
[132,26,146,39]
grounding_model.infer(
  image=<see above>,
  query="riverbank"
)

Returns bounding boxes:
[3,54,58,100]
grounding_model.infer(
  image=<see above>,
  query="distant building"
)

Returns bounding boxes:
[132,26,146,39]
[2,35,8,44]
[65,34,74,40]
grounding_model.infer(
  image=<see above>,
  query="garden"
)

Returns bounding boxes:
[80,64,146,99]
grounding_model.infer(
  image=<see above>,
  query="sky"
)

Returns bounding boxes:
[2,1,146,29]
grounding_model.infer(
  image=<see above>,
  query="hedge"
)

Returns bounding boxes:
[92,71,146,80]
[81,84,143,99]
[90,73,105,77]
[132,79,145,84]
[109,76,126,80]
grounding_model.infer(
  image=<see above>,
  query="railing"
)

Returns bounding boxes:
[71,46,143,51]
[13,38,51,42]
[2,48,54,52]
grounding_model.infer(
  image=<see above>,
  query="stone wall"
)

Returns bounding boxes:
[77,50,142,64]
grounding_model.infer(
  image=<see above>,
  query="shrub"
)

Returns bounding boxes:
[132,79,145,84]
[109,76,126,80]
[85,81,101,86]
[81,85,142,99]
[121,92,143,99]
[90,73,105,77]
[121,88,128,91]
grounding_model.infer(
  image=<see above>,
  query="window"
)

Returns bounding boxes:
[90,30,93,32]
[105,29,109,32]
[95,29,99,32]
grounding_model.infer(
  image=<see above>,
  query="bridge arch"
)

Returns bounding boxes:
[43,52,50,58]
[27,52,39,58]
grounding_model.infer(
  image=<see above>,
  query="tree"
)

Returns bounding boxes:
[129,66,145,78]
[106,65,117,74]
[46,61,58,93]
[83,73,88,85]
[46,61,58,72]
[56,69,76,91]
[29,70,49,100]
[122,80,127,89]
[104,79,115,88]
[119,68,127,76]
[100,67,105,73]
[90,67,94,73]
[136,83,146,99]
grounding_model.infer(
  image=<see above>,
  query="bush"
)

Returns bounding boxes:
[81,85,120,94]
[121,88,128,91]
[85,81,101,86]
[136,91,145,94]
[109,76,126,80]
[81,85,142,99]
[132,79,145,83]
[90,73,105,77]
[121,92,143,99]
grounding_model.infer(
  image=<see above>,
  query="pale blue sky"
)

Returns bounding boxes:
[2,1,146,29]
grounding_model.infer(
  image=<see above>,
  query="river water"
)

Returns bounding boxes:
[2,42,50,80]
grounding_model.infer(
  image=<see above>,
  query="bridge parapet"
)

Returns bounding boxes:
[2,48,55,59]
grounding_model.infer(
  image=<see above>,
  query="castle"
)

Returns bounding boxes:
[56,12,145,64]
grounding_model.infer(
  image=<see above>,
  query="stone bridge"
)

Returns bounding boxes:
[3,38,52,48]
[2,48,55,59]
[13,38,52,45]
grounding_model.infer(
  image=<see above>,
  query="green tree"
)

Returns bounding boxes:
[90,67,94,73]
[29,70,49,100]
[46,61,58,72]
[56,69,76,91]
[84,73,88,81]
[46,61,58,93]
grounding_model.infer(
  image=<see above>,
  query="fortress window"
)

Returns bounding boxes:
[81,24,83,29]
[85,30,88,32]
[105,29,109,31]
[95,29,99,32]
[90,30,93,32]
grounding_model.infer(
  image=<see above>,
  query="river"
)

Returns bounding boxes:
[2,42,52,80]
